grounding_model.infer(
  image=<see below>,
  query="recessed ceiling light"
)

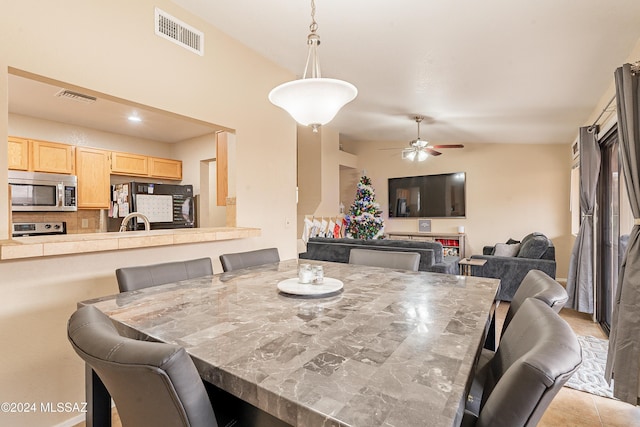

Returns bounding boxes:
[128,115,142,122]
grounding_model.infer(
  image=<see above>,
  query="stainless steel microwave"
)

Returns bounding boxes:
[8,170,77,212]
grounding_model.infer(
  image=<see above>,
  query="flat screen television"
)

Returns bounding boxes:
[388,172,466,218]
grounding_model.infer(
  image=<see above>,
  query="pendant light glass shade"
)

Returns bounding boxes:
[269,78,357,130]
[269,0,357,132]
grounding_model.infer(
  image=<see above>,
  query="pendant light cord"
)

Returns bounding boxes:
[309,0,318,34]
[303,0,321,79]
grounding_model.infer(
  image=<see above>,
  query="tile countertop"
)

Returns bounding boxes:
[84,260,501,427]
[0,227,261,260]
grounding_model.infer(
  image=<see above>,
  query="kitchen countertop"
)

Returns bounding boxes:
[0,227,261,260]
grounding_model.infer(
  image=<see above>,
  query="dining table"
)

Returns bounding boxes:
[80,259,500,427]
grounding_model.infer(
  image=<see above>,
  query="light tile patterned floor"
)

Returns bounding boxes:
[75,303,640,427]
[495,303,640,427]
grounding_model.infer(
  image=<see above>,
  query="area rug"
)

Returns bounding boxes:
[564,335,615,399]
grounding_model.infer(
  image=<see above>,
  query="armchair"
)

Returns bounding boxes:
[470,232,556,301]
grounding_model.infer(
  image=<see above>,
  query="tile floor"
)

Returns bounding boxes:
[496,303,640,427]
[75,303,640,427]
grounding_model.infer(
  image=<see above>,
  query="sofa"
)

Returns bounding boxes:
[470,232,556,301]
[300,237,459,274]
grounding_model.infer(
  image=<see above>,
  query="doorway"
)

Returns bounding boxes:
[596,125,619,334]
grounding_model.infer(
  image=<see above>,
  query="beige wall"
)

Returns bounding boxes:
[9,113,175,158]
[342,140,573,278]
[340,165,360,214]
[169,132,229,227]
[297,125,357,237]
[0,1,297,425]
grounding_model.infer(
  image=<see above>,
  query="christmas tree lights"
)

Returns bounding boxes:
[346,176,384,239]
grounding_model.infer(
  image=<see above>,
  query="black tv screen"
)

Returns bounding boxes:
[388,172,466,218]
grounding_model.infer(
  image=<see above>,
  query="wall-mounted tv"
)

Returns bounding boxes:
[388,172,466,218]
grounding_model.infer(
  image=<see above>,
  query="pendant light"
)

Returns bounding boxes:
[268,0,357,132]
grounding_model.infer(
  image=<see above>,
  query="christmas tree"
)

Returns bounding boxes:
[346,175,385,239]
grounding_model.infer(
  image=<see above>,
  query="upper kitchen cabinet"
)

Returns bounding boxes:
[8,136,29,170]
[76,147,110,209]
[111,151,182,180]
[8,137,75,174]
[149,157,182,180]
[32,139,75,174]
[110,151,148,177]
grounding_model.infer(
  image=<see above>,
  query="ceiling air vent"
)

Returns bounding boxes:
[55,89,97,104]
[155,8,204,56]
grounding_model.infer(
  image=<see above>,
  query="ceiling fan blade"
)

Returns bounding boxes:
[425,148,442,156]
[431,144,464,149]
[378,147,403,150]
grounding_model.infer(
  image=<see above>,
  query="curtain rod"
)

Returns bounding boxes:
[588,94,616,131]
[588,61,640,131]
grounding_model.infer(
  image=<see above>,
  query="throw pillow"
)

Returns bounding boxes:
[517,235,550,258]
[494,243,521,257]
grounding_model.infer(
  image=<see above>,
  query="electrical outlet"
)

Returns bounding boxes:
[81,218,89,228]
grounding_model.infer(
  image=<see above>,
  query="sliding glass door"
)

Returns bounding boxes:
[596,126,619,334]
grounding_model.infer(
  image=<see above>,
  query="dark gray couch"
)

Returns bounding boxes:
[470,232,556,301]
[300,237,459,274]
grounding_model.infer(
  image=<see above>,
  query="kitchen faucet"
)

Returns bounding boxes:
[119,212,150,232]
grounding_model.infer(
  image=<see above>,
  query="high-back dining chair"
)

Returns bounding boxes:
[501,269,568,338]
[67,305,218,427]
[115,258,213,292]
[348,248,421,271]
[463,298,582,427]
[219,248,280,272]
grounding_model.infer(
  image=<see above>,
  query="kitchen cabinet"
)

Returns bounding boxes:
[149,157,182,180]
[31,139,75,174]
[9,135,184,208]
[76,147,111,209]
[8,136,29,170]
[110,151,148,177]
[8,137,75,173]
[111,151,182,180]
[216,132,228,206]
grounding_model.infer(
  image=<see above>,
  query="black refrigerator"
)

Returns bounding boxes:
[108,182,195,231]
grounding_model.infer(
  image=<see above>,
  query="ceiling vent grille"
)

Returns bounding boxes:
[155,8,204,56]
[55,89,97,103]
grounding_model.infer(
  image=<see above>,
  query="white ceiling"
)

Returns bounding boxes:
[172,0,640,145]
[9,2,640,146]
[8,74,219,143]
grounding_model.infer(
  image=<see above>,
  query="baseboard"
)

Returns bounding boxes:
[52,413,84,427]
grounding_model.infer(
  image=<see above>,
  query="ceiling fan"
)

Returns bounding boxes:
[401,116,464,161]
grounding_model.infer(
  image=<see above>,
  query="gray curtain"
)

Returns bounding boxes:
[606,63,640,405]
[566,126,601,313]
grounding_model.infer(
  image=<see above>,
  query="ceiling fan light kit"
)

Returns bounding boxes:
[402,116,464,161]
[268,0,357,132]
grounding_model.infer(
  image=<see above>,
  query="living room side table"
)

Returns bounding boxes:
[459,257,487,276]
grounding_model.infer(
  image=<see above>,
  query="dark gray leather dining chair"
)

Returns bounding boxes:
[501,269,569,338]
[219,248,280,272]
[67,305,218,427]
[116,257,213,292]
[348,248,420,271]
[463,298,582,427]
